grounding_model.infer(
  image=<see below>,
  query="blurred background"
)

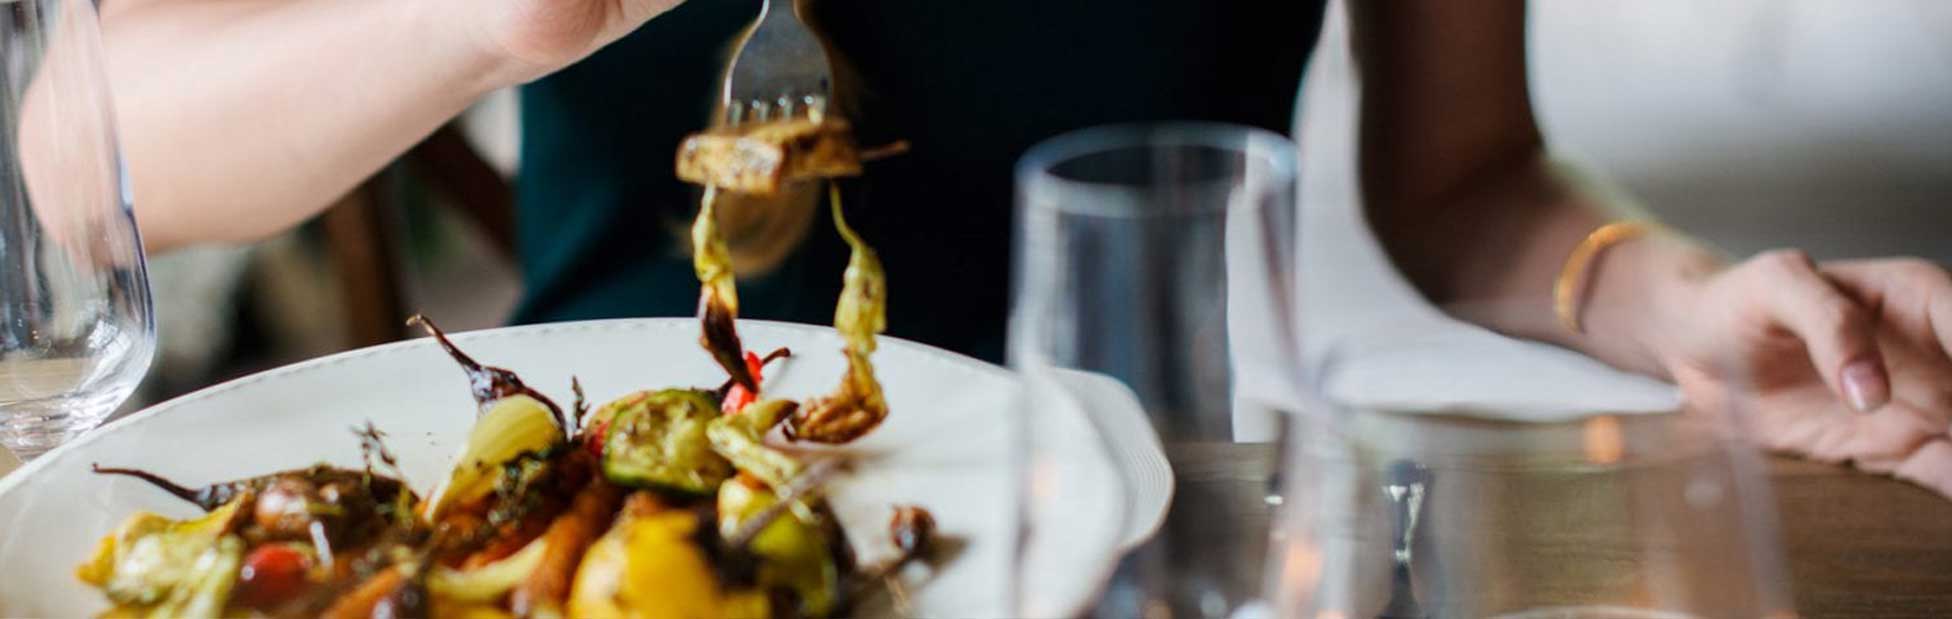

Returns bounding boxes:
[125,0,1952,410]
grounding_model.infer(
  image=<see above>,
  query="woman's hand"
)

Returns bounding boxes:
[1652,250,1952,495]
[468,0,687,84]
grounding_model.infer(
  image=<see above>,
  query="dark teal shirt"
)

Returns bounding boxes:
[513,1,1325,361]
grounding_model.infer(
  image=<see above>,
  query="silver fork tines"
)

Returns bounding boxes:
[719,0,835,127]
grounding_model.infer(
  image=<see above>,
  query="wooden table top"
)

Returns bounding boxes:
[3,434,1943,616]
[1174,443,1952,619]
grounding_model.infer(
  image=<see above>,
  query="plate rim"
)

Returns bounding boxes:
[0,318,1014,498]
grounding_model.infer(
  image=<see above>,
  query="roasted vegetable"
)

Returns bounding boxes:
[685,126,891,446]
[322,565,405,619]
[87,466,255,513]
[91,464,412,551]
[788,186,891,444]
[428,536,549,604]
[411,314,567,427]
[77,271,938,617]
[567,494,770,619]
[719,478,840,617]
[707,398,803,491]
[508,477,625,617]
[599,389,734,494]
[424,394,566,521]
[150,536,244,619]
[76,496,250,616]
[692,188,758,392]
[676,117,863,195]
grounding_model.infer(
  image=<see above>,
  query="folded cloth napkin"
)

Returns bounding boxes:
[1297,195,1680,421]
[1228,196,1680,443]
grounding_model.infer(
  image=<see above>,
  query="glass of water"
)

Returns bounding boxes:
[0,0,155,460]
[1009,123,1300,618]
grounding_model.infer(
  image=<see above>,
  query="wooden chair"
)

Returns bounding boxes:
[321,123,516,348]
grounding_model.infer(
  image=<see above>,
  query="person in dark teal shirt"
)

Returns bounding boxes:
[107,1,1952,497]
[513,1,1325,362]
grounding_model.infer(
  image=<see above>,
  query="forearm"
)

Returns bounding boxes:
[1348,1,1728,380]
[1368,153,1724,379]
[102,0,519,251]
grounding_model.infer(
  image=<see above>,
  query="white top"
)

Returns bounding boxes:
[1230,1,1691,443]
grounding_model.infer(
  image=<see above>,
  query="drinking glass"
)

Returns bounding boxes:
[0,0,154,460]
[1009,123,1300,618]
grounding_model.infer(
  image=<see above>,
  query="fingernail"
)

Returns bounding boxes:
[1841,359,1890,413]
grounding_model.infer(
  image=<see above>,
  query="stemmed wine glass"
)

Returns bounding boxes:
[0,0,155,460]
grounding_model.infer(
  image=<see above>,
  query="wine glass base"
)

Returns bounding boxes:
[1,388,130,460]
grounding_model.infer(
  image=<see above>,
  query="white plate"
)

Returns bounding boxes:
[1054,369,1174,550]
[0,319,1168,618]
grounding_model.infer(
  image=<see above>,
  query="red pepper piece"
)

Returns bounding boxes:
[722,351,767,415]
[585,417,611,457]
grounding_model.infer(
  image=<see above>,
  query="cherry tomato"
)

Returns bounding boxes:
[234,543,311,609]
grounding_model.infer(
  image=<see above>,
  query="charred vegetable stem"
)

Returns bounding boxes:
[355,422,406,484]
[693,187,758,392]
[571,377,590,433]
[92,464,232,511]
[714,347,793,400]
[408,314,566,428]
[787,185,891,444]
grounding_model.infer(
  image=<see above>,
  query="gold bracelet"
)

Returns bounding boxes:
[1554,221,1655,334]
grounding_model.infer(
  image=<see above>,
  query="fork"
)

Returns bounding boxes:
[718,0,835,127]
[1377,459,1431,619]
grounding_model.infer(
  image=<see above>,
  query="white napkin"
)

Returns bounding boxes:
[1231,3,1679,443]
[1296,199,1680,421]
